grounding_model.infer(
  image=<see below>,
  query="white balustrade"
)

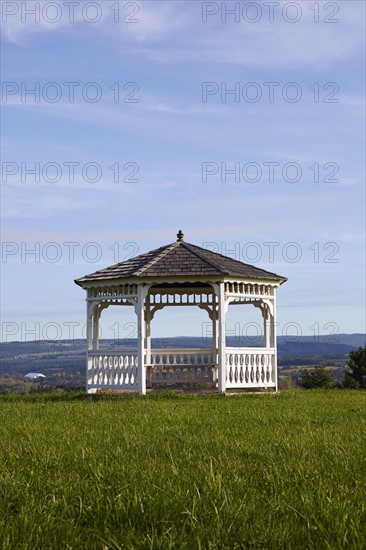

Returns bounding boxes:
[148,348,216,385]
[87,347,276,391]
[88,350,139,389]
[225,348,275,389]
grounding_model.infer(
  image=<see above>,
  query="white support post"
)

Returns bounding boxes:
[211,295,218,387]
[146,297,152,388]
[263,306,271,348]
[137,286,146,395]
[218,282,227,394]
[93,306,100,351]
[86,292,94,394]
[272,294,278,391]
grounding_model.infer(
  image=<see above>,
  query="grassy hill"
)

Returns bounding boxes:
[0,390,365,549]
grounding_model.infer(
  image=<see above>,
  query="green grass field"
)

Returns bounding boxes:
[0,391,365,549]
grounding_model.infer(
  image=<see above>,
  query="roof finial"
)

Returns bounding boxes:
[177,229,184,242]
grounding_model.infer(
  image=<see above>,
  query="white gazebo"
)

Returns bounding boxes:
[75,231,287,394]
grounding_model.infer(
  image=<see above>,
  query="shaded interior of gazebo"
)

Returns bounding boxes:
[75,231,287,394]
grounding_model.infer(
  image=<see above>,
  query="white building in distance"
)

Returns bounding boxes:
[24,373,46,380]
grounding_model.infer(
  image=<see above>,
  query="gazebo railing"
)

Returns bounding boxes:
[225,347,276,389]
[87,347,276,391]
[88,350,139,390]
[147,348,216,385]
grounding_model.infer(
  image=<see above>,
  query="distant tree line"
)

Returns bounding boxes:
[298,347,366,389]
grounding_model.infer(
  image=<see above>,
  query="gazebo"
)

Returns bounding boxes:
[75,231,287,394]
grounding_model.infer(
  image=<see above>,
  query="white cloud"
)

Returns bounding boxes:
[120,1,365,69]
[3,1,365,70]
[1,0,111,45]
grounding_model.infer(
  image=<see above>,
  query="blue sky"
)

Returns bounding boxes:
[1,0,365,342]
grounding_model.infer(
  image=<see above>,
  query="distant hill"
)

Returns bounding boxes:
[1,334,365,355]
[277,340,355,356]
[0,335,364,380]
[278,333,365,348]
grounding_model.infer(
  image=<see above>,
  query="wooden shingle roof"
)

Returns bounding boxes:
[75,233,287,285]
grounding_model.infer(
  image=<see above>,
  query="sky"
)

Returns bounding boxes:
[1,0,365,342]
